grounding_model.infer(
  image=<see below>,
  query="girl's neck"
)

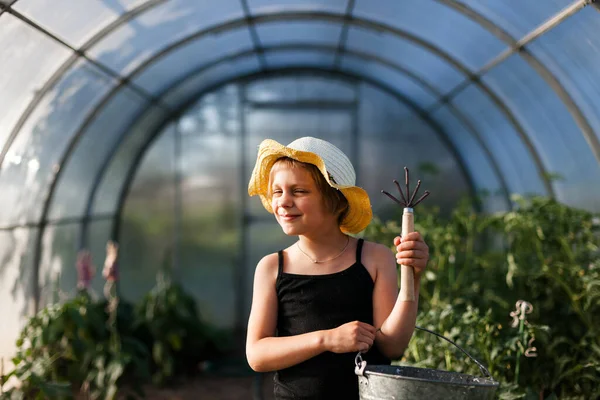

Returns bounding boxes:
[297,228,350,260]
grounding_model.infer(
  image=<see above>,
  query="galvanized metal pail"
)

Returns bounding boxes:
[355,326,500,400]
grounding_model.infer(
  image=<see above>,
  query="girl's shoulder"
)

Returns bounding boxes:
[254,252,280,283]
[359,239,396,279]
[361,239,395,260]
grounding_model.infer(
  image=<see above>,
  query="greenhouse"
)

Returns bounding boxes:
[0,0,599,398]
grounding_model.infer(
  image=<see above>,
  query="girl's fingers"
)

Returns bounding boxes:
[357,326,376,341]
[356,322,377,334]
[397,258,427,267]
[357,333,374,346]
[396,249,427,260]
[357,336,374,352]
[401,232,422,241]
[397,240,428,252]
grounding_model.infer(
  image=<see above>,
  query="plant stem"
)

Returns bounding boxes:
[514,305,526,384]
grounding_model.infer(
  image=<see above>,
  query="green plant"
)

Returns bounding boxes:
[365,195,600,399]
[134,272,228,385]
[1,291,149,400]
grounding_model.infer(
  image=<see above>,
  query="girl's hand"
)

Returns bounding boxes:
[393,232,429,276]
[324,321,377,353]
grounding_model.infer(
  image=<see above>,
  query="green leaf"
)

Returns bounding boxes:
[152,342,164,363]
[106,360,125,384]
[167,333,182,351]
[106,384,118,400]
[30,374,72,399]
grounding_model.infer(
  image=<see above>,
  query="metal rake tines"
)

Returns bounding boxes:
[381,167,430,208]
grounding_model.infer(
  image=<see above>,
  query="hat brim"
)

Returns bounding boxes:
[248,139,372,234]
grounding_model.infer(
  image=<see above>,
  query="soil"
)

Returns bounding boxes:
[125,373,276,400]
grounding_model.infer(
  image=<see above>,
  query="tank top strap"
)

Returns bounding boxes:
[277,250,284,278]
[356,238,364,264]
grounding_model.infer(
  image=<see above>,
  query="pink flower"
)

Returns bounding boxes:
[76,250,95,290]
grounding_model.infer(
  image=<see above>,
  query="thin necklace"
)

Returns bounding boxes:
[296,236,350,264]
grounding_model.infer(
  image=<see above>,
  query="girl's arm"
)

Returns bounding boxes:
[370,233,428,359]
[246,253,377,372]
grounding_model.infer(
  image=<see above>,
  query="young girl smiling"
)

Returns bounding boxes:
[246,137,429,399]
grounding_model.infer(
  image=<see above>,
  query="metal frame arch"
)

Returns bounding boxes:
[1,0,171,312]
[109,10,554,196]
[4,0,598,310]
[75,45,510,256]
[435,0,600,164]
[63,38,513,252]
[108,66,486,245]
[2,1,593,194]
[2,6,561,204]
[140,42,512,200]
[3,1,595,235]
[0,0,172,171]
[3,44,508,234]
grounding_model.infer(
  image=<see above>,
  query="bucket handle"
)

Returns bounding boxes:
[355,325,493,378]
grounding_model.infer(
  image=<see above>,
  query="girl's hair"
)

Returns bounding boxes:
[270,157,350,225]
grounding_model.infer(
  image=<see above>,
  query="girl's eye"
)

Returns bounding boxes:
[272,190,282,195]
[294,189,306,193]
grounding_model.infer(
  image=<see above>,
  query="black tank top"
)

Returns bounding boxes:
[273,239,390,399]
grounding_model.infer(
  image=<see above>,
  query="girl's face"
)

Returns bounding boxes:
[270,162,338,236]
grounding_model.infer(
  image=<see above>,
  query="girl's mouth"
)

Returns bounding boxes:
[280,214,300,221]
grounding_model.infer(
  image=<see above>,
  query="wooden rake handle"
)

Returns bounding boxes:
[400,208,415,302]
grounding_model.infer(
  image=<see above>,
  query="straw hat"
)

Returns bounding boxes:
[248,137,372,234]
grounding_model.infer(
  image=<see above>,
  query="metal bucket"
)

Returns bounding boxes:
[355,326,499,400]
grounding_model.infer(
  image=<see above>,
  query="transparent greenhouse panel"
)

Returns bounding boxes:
[340,54,438,109]
[356,83,471,219]
[450,84,546,196]
[0,227,37,362]
[119,129,175,304]
[84,218,113,298]
[431,106,508,213]
[256,20,343,47]
[49,87,150,221]
[131,27,254,95]
[178,131,242,329]
[0,59,116,226]
[247,0,347,14]
[38,223,80,307]
[178,84,240,138]
[13,0,148,47]
[92,106,169,217]
[528,7,600,159]
[264,49,335,69]
[39,218,119,304]
[87,0,245,75]
[353,0,507,70]
[246,75,355,102]
[345,26,464,93]
[0,13,71,152]
[483,53,600,211]
[456,0,574,38]
[161,54,261,108]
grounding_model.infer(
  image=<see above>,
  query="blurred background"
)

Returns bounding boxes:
[0,1,599,399]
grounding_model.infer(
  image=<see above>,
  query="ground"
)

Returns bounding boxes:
[128,373,276,400]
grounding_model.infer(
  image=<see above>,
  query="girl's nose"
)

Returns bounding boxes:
[278,191,293,208]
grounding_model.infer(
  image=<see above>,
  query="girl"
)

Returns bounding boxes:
[246,137,429,399]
